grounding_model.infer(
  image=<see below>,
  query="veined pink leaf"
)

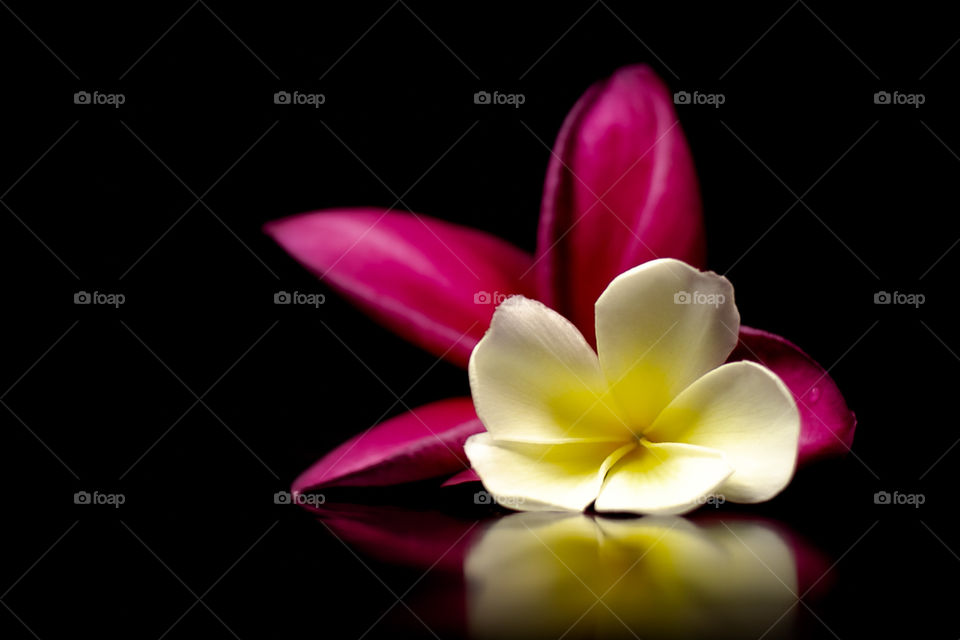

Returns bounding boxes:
[266,209,534,368]
[729,326,857,466]
[442,468,481,486]
[537,64,706,342]
[291,397,484,493]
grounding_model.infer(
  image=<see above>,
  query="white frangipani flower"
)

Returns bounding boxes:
[464,258,800,515]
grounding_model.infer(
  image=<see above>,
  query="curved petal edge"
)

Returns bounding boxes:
[536,64,706,340]
[729,326,856,466]
[291,397,484,494]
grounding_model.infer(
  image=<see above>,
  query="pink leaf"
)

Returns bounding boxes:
[729,326,857,466]
[266,209,534,368]
[441,468,481,486]
[536,65,706,341]
[291,397,485,493]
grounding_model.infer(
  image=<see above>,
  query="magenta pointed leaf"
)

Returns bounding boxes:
[536,65,706,340]
[729,326,857,466]
[292,397,484,493]
[441,468,481,486]
[266,209,534,368]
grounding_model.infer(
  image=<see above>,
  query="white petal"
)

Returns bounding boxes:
[594,441,732,515]
[595,258,739,430]
[644,361,800,503]
[464,433,634,511]
[469,295,634,443]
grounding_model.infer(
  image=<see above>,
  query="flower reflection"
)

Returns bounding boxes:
[466,513,800,639]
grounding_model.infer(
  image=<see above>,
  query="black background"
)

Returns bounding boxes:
[1,2,957,638]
